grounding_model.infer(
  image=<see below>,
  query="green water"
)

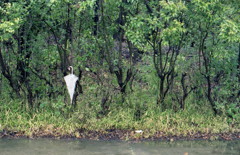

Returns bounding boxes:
[0,139,239,155]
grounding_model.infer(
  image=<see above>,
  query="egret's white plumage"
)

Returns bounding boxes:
[64,66,78,104]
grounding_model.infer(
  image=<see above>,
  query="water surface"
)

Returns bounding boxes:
[0,138,239,155]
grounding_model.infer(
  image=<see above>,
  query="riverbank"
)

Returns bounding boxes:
[1,129,240,141]
[1,99,240,141]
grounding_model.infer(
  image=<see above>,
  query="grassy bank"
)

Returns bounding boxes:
[1,97,239,140]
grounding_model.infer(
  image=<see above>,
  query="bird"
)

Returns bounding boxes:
[64,66,78,104]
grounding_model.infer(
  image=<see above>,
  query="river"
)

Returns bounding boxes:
[0,138,239,155]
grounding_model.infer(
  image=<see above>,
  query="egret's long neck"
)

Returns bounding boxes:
[69,66,73,74]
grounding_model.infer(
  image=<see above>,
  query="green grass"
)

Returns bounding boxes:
[1,97,239,139]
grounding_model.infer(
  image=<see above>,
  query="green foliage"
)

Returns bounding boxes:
[0,2,26,41]
[0,0,240,136]
[0,98,239,138]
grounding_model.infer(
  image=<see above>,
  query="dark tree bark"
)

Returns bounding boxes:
[93,0,100,36]
[175,73,196,110]
[199,29,218,115]
[72,67,83,108]
[238,43,240,97]
[116,0,134,95]
[0,48,20,96]
[152,39,181,109]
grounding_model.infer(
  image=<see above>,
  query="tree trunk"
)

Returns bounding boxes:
[157,76,165,106]
[238,43,240,97]
[0,48,20,96]
[206,75,218,115]
[93,0,99,36]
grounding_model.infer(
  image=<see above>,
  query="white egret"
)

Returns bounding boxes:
[64,66,78,104]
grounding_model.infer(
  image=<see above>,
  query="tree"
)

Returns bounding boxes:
[126,0,187,109]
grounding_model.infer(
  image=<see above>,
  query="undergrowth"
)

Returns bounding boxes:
[0,96,239,138]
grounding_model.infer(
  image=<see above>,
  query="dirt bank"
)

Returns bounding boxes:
[1,129,240,141]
